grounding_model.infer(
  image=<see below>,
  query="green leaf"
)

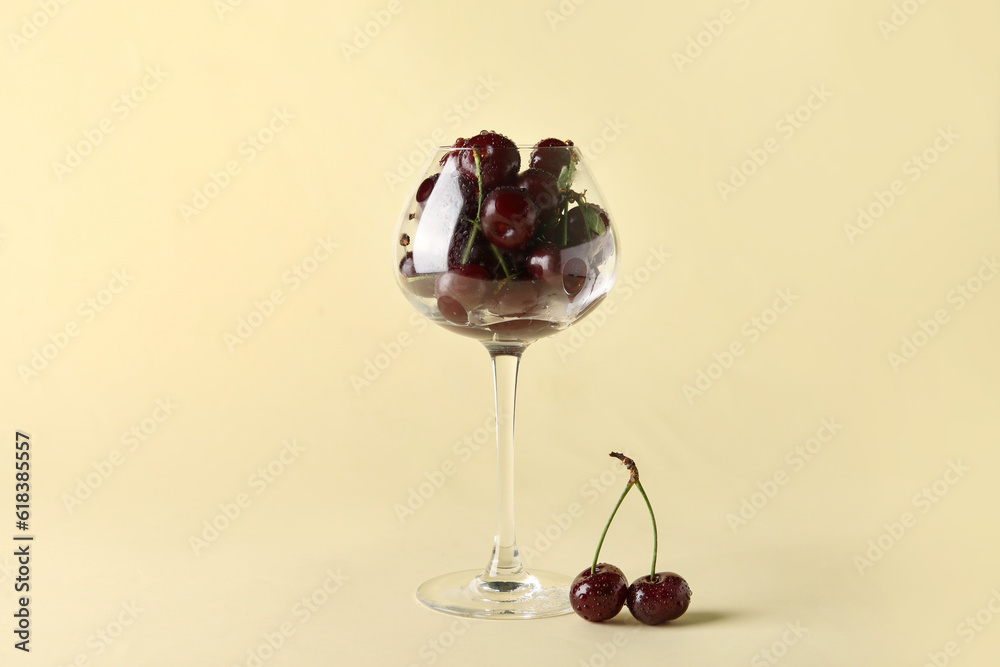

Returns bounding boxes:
[581,205,605,236]
[556,160,575,191]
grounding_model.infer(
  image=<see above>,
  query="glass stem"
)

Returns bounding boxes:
[483,346,527,581]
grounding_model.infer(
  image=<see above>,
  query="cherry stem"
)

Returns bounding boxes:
[474,148,484,214]
[462,145,511,277]
[608,451,658,578]
[461,224,477,264]
[591,481,632,575]
[461,149,485,264]
[634,480,658,579]
[492,245,511,278]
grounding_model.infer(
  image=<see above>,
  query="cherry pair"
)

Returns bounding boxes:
[570,453,692,625]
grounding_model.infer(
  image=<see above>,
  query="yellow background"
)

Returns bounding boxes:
[2,0,999,665]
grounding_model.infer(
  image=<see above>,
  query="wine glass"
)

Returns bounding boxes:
[392,133,620,618]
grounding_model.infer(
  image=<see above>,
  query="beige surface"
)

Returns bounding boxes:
[2,0,999,665]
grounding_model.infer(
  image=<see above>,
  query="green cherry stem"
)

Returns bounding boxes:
[473,148,484,214]
[608,451,658,579]
[462,144,511,277]
[591,481,632,575]
[634,480,658,579]
[460,149,485,264]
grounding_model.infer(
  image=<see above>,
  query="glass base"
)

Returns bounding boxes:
[416,569,573,619]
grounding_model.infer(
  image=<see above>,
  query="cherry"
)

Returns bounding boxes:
[487,279,543,317]
[535,206,563,239]
[488,318,556,339]
[569,563,628,622]
[530,138,575,177]
[481,186,540,250]
[527,243,560,282]
[441,136,469,164]
[435,264,489,325]
[456,131,520,192]
[437,295,469,326]
[561,257,588,297]
[447,218,500,275]
[542,206,590,247]
[527,244,589,296]
[570,454,635,623]
[515,168,560,211]
[626,573,692,625]
[399,251,417,278]
[453,172,480,219]
[416,173,439,207]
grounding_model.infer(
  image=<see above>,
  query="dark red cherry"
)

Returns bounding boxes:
[487,279,543,317]
[626,573,692,625]
[456,131,520,192]
[515,168,560,211]
[437,296,468,325]
[570,563,628,622]
[544,203,609,248]
[399,252,417,278]
[447,218,500,275]
[454,172,480,219]
[435,264,489,309]
[529,138,574,178]
[481,186,539,251]
[562,257,588,296]
[527,243,561,282]
[416,174,439,207]
[440,137,469,166]
[542,206,587,247]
